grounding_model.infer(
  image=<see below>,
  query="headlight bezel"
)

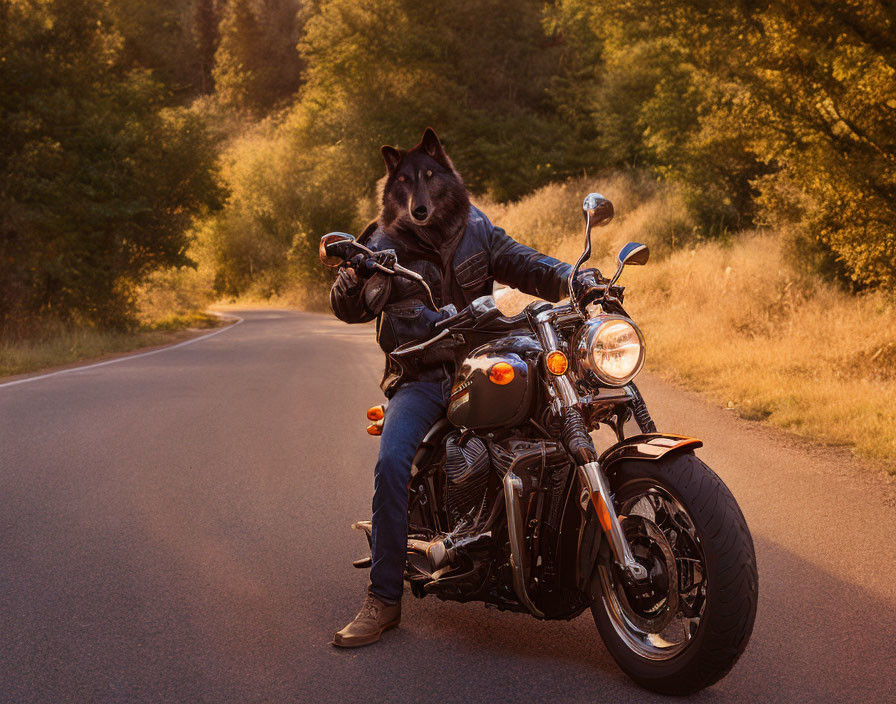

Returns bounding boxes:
[572,314,646,387]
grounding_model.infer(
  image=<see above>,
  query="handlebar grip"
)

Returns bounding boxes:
[434,308,472,331]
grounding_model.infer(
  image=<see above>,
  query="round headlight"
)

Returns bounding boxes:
[575,316,645,386]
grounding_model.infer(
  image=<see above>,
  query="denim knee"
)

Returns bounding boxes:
[375,453,410,495]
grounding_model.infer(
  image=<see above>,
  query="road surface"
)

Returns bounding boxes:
[2,309,894,703]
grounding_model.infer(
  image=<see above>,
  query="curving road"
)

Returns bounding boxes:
[1,309,894,703]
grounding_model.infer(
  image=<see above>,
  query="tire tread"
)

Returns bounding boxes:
[593,452,758,695]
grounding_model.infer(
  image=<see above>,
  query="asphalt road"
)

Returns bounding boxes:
[2,309,895,703]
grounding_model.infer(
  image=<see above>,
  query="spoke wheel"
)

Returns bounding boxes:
[589,453,758,695]
[596,484,707,660]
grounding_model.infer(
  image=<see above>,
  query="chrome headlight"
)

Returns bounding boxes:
[573,315,645,386]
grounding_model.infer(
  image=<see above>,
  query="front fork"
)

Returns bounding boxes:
[577,461,647,580]
[535,312,648,582]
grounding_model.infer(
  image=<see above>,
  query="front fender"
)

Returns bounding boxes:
[599,433,702,476]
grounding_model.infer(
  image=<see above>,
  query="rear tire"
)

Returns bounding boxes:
[591,452,758,695]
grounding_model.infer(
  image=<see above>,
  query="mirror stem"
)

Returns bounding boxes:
[568,215,592,318]
[603,263,625,300]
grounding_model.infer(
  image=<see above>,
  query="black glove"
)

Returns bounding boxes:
[332,265,362,297]
[349,248,397,279]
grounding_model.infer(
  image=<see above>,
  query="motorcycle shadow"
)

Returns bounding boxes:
[374,534,896,702]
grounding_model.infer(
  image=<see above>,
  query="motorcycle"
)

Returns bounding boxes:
[319,193,758,695]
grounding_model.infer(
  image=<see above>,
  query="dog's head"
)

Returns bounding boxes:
[379,128,469,234]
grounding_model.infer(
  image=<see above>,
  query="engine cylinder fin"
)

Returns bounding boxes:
[444,434,491,524]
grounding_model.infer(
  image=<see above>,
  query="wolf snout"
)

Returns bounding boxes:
[412,205,429,220]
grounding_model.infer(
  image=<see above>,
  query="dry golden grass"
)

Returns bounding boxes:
[1,268,224,380]
[485,173,896,470]
[213,283,331,313]
[0,313,223,379]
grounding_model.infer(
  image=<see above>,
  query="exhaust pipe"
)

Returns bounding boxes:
[500,442,566,618]
[359,520,491,576]
[503,469,544,618]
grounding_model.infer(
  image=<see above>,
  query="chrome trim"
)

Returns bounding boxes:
[407,538,433,554]
[535,311,578,407]
[578,461,648,580]
[569,193,613,319]
[391,327,452,356]
[503,470,545,618]
[579,386,634,408]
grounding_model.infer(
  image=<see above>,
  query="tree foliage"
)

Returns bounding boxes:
[1,0,223,331]
[3,0,894,332]
[294,0,575,200]
[204,0,585,299]
[550,0,896,287]
[213,0,305,115]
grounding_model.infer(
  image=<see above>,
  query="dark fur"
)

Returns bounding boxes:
[378,128,471,252]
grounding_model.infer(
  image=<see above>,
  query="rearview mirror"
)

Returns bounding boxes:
[570,193,616,317]
[319,232,356,268]
[617,242,649,267]
[603,241,650,294]
[582,193,614,228]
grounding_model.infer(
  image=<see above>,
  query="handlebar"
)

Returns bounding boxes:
[434,295,503,332]
[323,235,439,311]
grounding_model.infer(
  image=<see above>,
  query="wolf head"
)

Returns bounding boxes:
[378,128,471,244]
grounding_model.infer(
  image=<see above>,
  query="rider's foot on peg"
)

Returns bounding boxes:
[332,593,401,648]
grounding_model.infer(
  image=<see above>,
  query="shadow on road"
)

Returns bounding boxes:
[309,536,895,703]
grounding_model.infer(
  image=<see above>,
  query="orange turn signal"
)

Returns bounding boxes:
[367,405,385,421]
[545,350,569,375]
[366,422,383,436]
[488,361,515,385]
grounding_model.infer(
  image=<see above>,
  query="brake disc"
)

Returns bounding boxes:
[611,515,679,633]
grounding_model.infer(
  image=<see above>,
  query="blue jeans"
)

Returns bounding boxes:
[369,380,449,603]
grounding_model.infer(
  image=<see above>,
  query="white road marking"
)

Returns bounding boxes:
[0,314,244,390]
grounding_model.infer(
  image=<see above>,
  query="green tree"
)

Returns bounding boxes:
[296,0,574,201]
[194,0,221,95]
[551,0,896,287]
[0,0,223,331]
[548,0,766,233]
[105,0,203,96]
[213,0,305,115]
[204,0,588,299]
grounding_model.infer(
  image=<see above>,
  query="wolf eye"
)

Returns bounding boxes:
[398,175,406,182]
[426,170,433,178]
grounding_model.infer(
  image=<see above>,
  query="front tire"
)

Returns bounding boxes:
[590,452,758,695]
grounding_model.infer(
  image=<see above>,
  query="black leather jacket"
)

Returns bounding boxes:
[330,205,572,397]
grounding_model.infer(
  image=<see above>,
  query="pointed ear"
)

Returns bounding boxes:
[420,127,447,161]
[381,145,403,174]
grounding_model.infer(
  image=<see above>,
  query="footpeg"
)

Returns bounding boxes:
[425,531,493,570]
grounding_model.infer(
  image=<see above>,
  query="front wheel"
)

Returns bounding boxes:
[590,452,758,695]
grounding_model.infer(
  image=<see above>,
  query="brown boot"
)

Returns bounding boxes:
[332,594,401,648]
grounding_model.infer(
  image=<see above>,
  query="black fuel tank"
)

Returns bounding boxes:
[447,336,540,431]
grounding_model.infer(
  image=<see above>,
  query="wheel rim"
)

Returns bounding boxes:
[595,480,708,661]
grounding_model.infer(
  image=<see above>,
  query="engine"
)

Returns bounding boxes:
[444,434,491,525]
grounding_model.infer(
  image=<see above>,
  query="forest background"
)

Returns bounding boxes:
[3,0,894,465]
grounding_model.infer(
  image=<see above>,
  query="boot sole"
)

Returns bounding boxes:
[331,619,400,648]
